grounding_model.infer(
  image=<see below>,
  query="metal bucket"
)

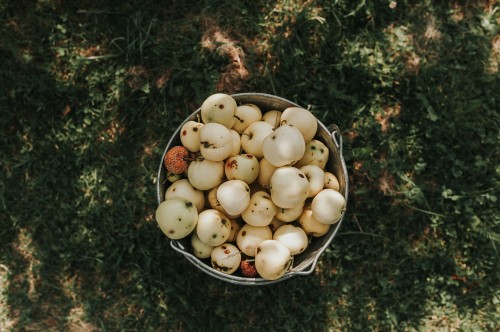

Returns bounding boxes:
[157,93,348,285]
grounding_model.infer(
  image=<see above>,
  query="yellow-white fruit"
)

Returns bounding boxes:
[241,191,277,227]
[300,164,325,197]
[255,240,292,280]
[298,203,331,237]
[275,201,305,222]
[295,139,329,169]
[187,159,224,191]
[229,129,241,157]
[241,121,274,159]
[165,179,205,213]
[236,224,272,257]
[324,171,340,191]
[280,107,318,143]
[211,243,241,275]
[155,197,198,240]
[196,209,232,246]
[216,180,251,216]
[311,189,346,225]
[191,232,214,259]
[200,93,237,128]
[262,110,282,129]
[257,158,277,189]
[232,104,262,133]
[199,123,233,161]
[273,224,309,255]
[262,125,305,167]
[227,218,242,242]
[270,166,309,208]
[180,121,204,152]
[225,154,259,184]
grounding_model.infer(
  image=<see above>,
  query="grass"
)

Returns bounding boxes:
[1,0,499,330]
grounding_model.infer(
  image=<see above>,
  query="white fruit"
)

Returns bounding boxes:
[236,224,272,257]
[155,197,198,240]
[216,180,251,216]
[199,123,233,161]
[262,110,282,128]
[275,202,305,222]
[299,165,325,197]
[200,93,237,128]
[298,203,331,237]
[165,179,205,213]
[255,240,292,281]
[227,218,242,242]
[187,158,224,190]
[257,158,277,189]
[311,189,346,225]
[196,209,232,246]
[273,225,309,255]
[262,125,305,167]
[180,121,204,152]
[225,154,259,184]
[240,121,274,159]
[229,129,241,157]
[241,191,277,227]
[211,243,241,275]
[232,104,262,133]
[324,171,340,191]
[295,139,329,169]
[268,217,286,233]
[191,232,214,259]
[207,185,235,217]
[280,107,318,143]
[270,166,309,208]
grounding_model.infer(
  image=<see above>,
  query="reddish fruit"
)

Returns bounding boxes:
[240,259,258,277]
[164,146,190,174]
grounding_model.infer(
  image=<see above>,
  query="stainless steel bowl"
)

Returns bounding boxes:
[157,93,348,285]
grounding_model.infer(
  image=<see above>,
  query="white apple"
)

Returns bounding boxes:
[236,224,272,257]
[299,165,325,197]
[280,107,318,142]
[311,189,346,225]
[216,180,251,216]
[262,110,282,129]
[232,104,262,133]
[229,129,241,157]
[211,243,241,274]
[240,121,273,159]
[298,203,331,237]
[257,158,277,189]
[225,154,259,184]
[262,125,305,167]
[180,121,204,152]
[295,139,329,169]
[275,201,305,222]
[200,93,237,128]
[241,191,277,227]
[155,197,198,240]
[255,240,292,280]
[196,209,232,246]
[273,224,309,255]
[165,179,205,213]
[270,166,309,208]
[199,122,233,161]
[324,171,340,191]
[191,232,214,259]
[187,158,224,191]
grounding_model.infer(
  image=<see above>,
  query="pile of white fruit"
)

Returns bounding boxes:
[156,93,346,280]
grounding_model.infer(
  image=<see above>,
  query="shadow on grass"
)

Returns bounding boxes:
[1,0,498,331]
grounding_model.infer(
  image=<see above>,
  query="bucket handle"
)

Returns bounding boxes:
[329,124,343,155]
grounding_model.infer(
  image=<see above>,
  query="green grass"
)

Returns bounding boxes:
[1,0,499,330]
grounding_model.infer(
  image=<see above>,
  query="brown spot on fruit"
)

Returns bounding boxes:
[241,231,246,236]
[193,127,199,132]
[182,130,187,136]
[219,104,224,109]
[299,174,305,178]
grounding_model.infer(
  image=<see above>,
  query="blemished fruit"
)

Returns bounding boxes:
[158,93,347,281]
[164,146,191,174]
[155,197,198,240]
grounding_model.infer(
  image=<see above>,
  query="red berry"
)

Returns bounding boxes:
[240,259,258,277]
[164,146,189,174]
